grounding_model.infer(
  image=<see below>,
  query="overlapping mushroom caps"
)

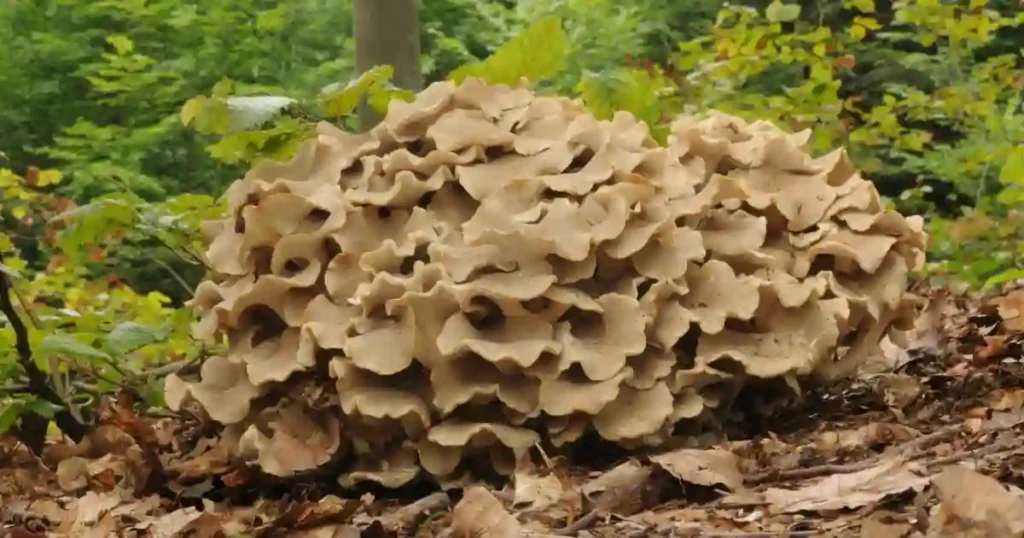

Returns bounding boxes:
[166,77,926,486]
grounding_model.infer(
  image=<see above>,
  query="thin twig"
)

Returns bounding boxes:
[555,509,602,536]
[150,256,195,298]
[746,423,966,485]
[925,444,1012,468]
[138,358,193,378]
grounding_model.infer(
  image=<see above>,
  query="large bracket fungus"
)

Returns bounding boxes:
[167,78,926,487]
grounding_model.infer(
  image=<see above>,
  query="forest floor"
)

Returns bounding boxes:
[1,285,1023,538]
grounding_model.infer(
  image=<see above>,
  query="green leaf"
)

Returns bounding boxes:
[984,269,1024,289]
[225,96,297,132]
[320,65,395,118]
[1000,145,1024,185]
[449,16,567,86]
[35,334,113,362]
[104,322,168,354]
[106,34,134,55]
[25,398,64,419]
[180,96,206,127]
[0,402,24,434]
[766,1,801,22]
[0,262,20,279]
[180,96,231,135]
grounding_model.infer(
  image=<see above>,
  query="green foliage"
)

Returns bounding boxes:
[451,16,568,86]
[320,65,416,119]
[180,67,413,167]
[1,165,201,435]
[576,67,680,143]
[1,0,357,200]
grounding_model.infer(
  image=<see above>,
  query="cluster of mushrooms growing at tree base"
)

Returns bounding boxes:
[165,77,926,488]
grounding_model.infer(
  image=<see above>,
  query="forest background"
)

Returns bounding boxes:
[0,0,1022,447]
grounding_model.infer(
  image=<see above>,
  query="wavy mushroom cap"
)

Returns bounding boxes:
[169,77,926,487]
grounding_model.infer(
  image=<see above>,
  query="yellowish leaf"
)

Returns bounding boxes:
[37,169,63,187]
[180,96,207,127]
[854,16,881,30]
[849,0,875,12]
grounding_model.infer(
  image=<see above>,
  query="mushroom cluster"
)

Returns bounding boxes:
[166,78,926,487]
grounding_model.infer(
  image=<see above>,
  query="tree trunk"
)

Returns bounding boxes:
[353,0,422,130]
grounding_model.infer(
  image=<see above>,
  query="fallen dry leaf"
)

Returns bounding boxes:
[514,470,566,510]
[816,423,920,453]
[582,460,658,515]
[450,486,522,538]
[139,508,207,538]
[988,388,1024,411]
[763,458,929,513]
[649,448,743,491]
[56,457,89,492]
[976,335,1010,362]
[289,525,362,538]
[267,495,359,531]
[995,290,1024,332]
[75,491,122,525]
[872,373,924,410]
[931,465,1024,538]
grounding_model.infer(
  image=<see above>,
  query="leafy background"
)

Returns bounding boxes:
[1,0,1022,443]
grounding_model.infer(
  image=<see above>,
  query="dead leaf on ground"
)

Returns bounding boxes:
[994,290,1024,332]
[514,470,566,510]
[976,335,1010,362]
[450,486,522,538]
[763,458,929,513]
[649,448,743,491]
[75,491,122,525]
[582,460,658,515]
[289,525,362,538]
[265,495,359,532]
[931,465,1024,538]
[988,388,1024,411]
[816,423,920,453]
[56,457,90,492]
[871,373,924,410]
[137,508,207,538]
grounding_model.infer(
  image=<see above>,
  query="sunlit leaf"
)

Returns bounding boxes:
[449,16,567,86]
[104,322,169,354]
[984,269,1024,289]
[766,1,801,22]
[105,34,134,55]
[1000,145,1024,185]
[37,169,63,187]
[0,261,20,279]
[320,65,395,118]
[0,402,25,434]
[35,334,113,362]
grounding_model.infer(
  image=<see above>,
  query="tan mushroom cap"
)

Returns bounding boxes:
[177,77,925,483]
